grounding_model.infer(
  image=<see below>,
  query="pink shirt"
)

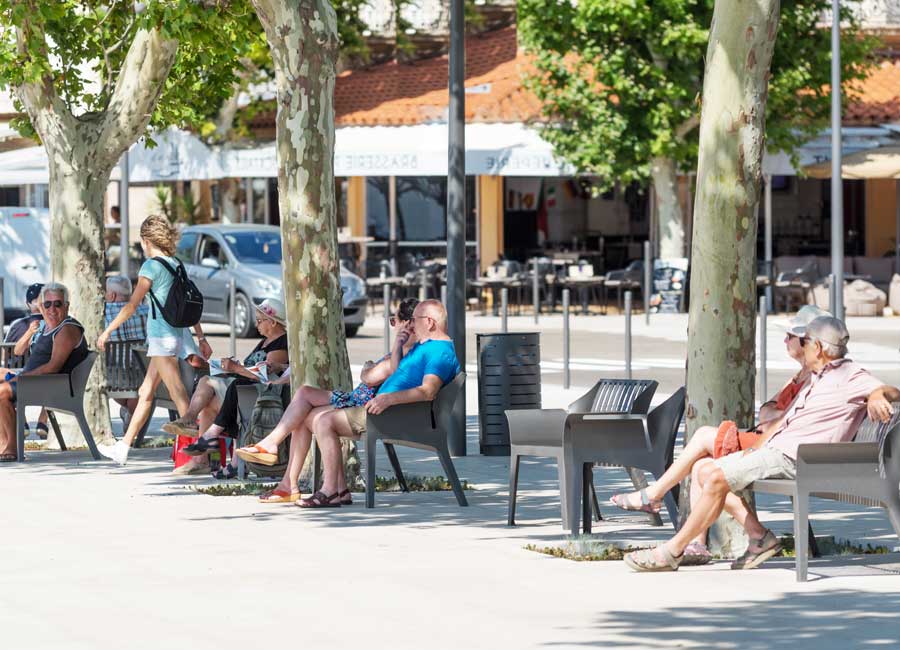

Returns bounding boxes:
[765,359,882,459]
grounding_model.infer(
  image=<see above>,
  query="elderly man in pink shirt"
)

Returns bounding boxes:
[626,315,900,572]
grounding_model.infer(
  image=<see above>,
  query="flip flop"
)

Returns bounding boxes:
[234,444,278,466]
[610,488,662,514]
[258,488,299,504]
[624,546,683,572]
[297,490,341,508]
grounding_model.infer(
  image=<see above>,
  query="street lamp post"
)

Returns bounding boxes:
[830,0,844,319]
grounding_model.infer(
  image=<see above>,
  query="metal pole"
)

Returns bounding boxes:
[764,173,773,312]
[532,257,540,324]
[383,284,391,356]
[119,150,130,278]
[500,287,508,333]
[419,268,427,302]
[441,283,447,306]
[643,240,652,324]
[229,277,236,358]
[759,296,767,402]
[624,290,632,380]
[830,0,844,320]
[828,273,836,314]
[0,277,5,338]
[562,288,570,389]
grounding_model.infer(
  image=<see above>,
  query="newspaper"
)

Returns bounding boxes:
[208,359,268,383]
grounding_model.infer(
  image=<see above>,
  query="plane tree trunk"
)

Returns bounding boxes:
[684,0,781,556]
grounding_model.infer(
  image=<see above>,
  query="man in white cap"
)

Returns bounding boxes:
[625,315,900,572]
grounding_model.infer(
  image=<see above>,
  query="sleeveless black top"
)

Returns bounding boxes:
[23,317,89,374]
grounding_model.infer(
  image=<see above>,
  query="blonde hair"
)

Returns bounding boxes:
[139,215,179,256]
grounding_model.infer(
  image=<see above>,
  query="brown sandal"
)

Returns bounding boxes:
[610,488,662,514]
[297,490,342,508]
[337,489,352,505]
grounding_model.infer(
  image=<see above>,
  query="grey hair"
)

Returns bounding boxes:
[40,282,69,303]
[106,275,133,297]
[817,339,847,359]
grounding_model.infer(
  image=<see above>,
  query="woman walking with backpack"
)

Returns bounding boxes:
[97,215,212,465]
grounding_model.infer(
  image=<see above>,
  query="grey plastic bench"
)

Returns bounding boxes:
[751,404,900,582]
[14,352,100,461]
[505,378,658,528]
[563,387,686,536]
[357,372,468,508]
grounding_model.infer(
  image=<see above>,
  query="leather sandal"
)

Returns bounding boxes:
[731,529,781,570]
[297,490,342,508]
[337,489,352,505]
[610,488,662,514]
[183,437,218,456]
[258,488,299,504]
[212,464,238,480]
[624,545,683,572]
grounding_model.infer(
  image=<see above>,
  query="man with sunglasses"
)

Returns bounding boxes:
[626,315,900,572]
[0,283,89,461]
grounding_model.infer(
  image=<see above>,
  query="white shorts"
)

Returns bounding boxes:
[146,333,197,359]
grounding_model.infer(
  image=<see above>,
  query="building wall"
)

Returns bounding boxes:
[865,178,897,257]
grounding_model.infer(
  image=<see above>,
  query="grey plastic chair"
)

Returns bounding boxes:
[752,404,900,581]
[360,372,468,508]
[15,352,99,461]
[505,378,658,528]
[563,387,686,536]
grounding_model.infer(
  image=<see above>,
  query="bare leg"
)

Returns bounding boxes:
[662,462,732,559]
[121,363,162,447]
[250,385,333,451]
[154,356,192,419]
[616,425,718,506]
[179,376,217,424]
[0,383,15,456]
[314,409,356,495]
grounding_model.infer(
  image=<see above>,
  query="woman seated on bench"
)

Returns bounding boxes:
[610,305,828,565]
[162,298,289,475]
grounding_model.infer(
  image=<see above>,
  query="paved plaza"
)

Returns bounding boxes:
[4,312,900,649]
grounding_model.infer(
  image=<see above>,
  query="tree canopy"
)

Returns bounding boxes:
[518,0,878,188]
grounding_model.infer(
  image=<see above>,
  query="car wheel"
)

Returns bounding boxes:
[232,292,257,338]
[345,325,360,338]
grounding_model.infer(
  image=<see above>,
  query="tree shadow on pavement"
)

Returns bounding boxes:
[550,589,900,649]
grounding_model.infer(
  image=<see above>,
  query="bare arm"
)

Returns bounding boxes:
[365,374,443,414]
[360,355,392,387]
[867,385,900,422]
[20,325,79,376]
[13,321,40,356]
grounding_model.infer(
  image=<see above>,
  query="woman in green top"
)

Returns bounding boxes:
[97,215,212,465]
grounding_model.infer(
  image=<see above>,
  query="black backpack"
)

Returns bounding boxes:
[241,384,290,477]
[147,257,204,328]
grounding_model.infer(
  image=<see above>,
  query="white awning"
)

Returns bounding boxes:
[215,123,577,177]
[0,127,221,185]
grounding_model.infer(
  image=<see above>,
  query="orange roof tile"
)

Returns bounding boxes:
[249,26,900,129]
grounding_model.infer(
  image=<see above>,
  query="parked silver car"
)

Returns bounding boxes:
[177,224,367,338]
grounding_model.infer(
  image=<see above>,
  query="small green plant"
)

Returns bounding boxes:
[779,534,891,557]
[526,537,644,562]
[194,475,471,497]
[141,436,175,449]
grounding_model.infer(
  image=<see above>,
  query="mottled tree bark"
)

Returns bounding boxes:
[685,0,780,555]
[15,29,178,445]
[251,0,356,481]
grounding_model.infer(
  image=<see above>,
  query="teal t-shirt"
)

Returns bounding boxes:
[139,256,183,340]
[378,339,461,395]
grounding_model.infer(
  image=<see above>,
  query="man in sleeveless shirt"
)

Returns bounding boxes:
[0,283,89,461]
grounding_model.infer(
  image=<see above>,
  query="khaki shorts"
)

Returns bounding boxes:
[713,446,796,492]
[342,405,368,436]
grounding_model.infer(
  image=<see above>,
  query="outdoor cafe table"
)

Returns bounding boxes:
[366,276,407,312]
[469,276,520,316]
[557,275,607,315]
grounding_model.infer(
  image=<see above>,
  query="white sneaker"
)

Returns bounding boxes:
[98,440,130,466]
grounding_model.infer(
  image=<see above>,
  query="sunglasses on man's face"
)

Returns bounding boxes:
[43,300,64,309]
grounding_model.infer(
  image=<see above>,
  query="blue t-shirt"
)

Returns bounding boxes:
[139,256,183,340]
[378,339,461,395]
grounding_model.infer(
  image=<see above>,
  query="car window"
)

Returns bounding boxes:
[223,231,282,264]
[198,235,227,267]
[175,232,198,263]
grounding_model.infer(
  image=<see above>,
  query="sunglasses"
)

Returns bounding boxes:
[42,300,64,309]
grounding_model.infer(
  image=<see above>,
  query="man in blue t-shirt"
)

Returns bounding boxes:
[298,299,461,507]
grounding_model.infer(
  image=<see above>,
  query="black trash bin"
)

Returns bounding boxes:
[476,332,541,456]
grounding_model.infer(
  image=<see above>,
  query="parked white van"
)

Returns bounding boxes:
[0,207,50,321]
